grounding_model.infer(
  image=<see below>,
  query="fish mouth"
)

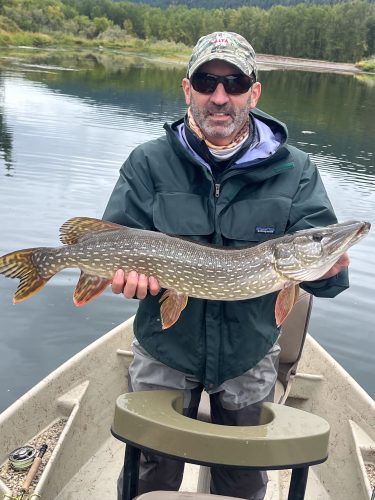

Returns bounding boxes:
[321,220,371,254]
[357,221,372,236]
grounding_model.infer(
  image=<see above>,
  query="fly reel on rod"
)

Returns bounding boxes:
[8,447,36,472]
[4,444,47,500]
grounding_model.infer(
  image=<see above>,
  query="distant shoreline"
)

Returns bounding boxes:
[143,49,364,75]
[256,53,360,75]
[1,45,366,75]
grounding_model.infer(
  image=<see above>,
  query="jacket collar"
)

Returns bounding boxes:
[166,108,288,171]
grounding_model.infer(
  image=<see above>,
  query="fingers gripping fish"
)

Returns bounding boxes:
[0,217,370,329]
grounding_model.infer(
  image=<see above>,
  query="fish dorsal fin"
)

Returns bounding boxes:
[60,217,123,245]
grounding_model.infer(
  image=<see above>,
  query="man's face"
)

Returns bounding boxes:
[182,60,261,146]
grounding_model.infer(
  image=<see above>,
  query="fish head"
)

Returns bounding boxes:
[274,220,370,282]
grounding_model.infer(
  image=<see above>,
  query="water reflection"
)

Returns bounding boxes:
[19,53,187,122]
[0,49,374,410]
[3,55,374,177]
[0,77,14,175]
[260,71,375,176]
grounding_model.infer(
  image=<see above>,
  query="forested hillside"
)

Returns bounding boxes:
[128,0,374,8]
[0,0,374,63]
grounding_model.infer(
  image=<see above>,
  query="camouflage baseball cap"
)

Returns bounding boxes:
[187,32,257,80]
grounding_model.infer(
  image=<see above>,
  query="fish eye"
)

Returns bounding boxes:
[312,234,323,242]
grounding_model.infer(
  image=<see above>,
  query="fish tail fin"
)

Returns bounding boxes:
[0,248,53,303]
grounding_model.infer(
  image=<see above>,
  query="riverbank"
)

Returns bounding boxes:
[256,53,362,75]
[0,42,371,76]
[138,49,365,75]
[1,22,374,74]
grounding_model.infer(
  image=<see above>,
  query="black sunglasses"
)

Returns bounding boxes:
[190,72,254,95]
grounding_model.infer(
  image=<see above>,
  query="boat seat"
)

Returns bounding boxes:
[112,390,330,500]
[277,289,312,403]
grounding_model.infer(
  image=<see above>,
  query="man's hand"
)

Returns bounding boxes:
[316,252,350,280]
[111,269,161,300]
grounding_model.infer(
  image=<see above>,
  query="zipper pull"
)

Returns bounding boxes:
[215,183,221,198]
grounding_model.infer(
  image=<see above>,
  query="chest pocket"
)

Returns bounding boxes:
[219,196,292,243]
[153,192,214,236]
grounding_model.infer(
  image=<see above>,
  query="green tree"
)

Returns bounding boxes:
[266,5,301,56]
[1,0,374,62]
[201,8,226,35]
[93,16,112,36]
[143,7,165,40]
[226,7,268,53]
[296,5,329,59]
[365,14,375,56]
[325,2,371,61]
[123,18,133,35]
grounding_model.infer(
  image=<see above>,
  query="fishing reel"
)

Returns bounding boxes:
[8,446,36,472]
[4,444,47,500]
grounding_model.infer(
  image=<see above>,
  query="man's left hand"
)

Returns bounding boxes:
[317,252,350,280]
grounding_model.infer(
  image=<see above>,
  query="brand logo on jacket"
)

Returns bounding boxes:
[255,226,275,234]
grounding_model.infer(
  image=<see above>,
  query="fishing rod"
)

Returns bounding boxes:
[4,444,48,500]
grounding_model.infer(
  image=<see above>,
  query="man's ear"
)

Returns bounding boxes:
[249,82,262,109]
[182,78,191,106]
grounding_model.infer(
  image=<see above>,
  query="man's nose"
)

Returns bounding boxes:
[209,83,230,105]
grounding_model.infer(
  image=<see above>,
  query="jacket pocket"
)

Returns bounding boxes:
[153,192,214,236]
[220,196,292,242]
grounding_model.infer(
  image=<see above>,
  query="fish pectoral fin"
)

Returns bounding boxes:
[159,289,188,330]
[275,284,299,327]
[60,217,124,245]
[73,272,111,306]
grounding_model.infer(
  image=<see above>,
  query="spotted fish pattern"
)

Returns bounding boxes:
[0,217,370,329]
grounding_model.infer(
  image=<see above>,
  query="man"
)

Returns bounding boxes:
[104,32,349,500]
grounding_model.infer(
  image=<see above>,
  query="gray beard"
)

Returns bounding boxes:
[190,99,251,141]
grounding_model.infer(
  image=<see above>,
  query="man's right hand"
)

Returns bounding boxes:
[111,269,161,300]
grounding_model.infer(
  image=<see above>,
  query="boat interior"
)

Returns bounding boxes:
[0,290,374,499]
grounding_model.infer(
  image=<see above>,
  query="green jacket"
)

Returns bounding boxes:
[103,109,349,387]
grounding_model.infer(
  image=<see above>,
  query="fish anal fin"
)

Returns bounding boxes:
[159,289,188,330]
[275,284,299,327]
[60,217,124,245]
[73,271,111,306]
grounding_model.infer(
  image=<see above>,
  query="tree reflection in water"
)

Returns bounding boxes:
[0,78,13,176]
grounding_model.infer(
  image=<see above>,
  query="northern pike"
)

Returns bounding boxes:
[0,217,370,329]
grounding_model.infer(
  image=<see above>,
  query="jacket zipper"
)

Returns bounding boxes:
[214,183,221,198]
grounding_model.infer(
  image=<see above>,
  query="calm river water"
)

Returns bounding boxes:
[0,49,374,411]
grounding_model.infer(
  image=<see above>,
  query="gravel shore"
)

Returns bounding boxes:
[257,53,360,74]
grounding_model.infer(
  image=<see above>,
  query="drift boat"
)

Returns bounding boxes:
[0,292,374,499]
